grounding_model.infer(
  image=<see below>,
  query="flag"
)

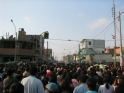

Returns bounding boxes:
[111,34,115,39]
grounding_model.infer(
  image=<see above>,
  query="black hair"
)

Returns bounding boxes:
[49,73,57,83]
[79,75,88,83]
[86,77,96,91]
[7,69,14,76]
[58,71,62,75]
[118,76,124,85]
[50,67,54,71]
[15,74,23,82]
[96,76,103,85]
[29,67,37,75]
[61,91,69,93]
[103,76,110,89]
[9,82,24,93]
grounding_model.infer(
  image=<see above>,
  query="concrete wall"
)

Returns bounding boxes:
[93,54,112,63]
[85,54,112,63]
[82,39,105,53]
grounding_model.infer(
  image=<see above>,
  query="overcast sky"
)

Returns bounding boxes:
[0,0,124,60]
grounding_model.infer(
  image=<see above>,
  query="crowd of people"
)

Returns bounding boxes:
[0,61,124,93]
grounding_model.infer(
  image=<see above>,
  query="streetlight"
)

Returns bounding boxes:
[11,19,17,62]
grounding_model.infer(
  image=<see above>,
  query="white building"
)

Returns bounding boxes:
[85,54,112,63]
[80,39,107,63]
[81,39,105,54]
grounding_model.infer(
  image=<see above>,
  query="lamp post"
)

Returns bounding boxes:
[11,19,17,62]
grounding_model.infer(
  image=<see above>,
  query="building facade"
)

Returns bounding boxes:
[80,39,105,63]
[0,28,45,62]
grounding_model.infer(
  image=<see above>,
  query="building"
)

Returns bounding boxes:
[43,49,52,61]
[105,46,124,62]
[80,39,105,63]
[0,28,44,62]
[85,54,112,63]
[63,55,73,63]
[81,39,105,54]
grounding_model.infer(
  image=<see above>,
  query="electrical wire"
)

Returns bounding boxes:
[88,12,112,39]
[116,0,124,8]
[98,22,114,39]
[93,17,118,39]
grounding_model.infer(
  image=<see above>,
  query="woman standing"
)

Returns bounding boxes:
[98,76,114,93]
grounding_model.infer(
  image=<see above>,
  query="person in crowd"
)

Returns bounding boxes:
[0,77,2,93]
[71,72,79,88]
[15,74,23,82]
[73,75,88,93]
[66,72,74,88]
[23,67,30,78]
[96,76,103,92]
[45,82,60,93]
[86,77,97,93]
[46,67,54,78]
[42,76,49,88]
[96,68,103,78]
[9,82,24,93]
[115,76,124,93]
[111,77,117,90]
[60,77,73,93]
[98,76,114,93]
[3,69,18,93]
[57,71,62,83]
[21,66,45,93]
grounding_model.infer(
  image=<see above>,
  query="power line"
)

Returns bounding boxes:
[98,22,114,39]
[115,0,124,8]
[88,11,112,39]
[93,17,118,39]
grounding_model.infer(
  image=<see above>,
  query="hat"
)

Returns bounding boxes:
[46,83,58,92]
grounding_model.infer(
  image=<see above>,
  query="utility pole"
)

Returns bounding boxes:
[47,41,48,62]
[118,11,123,66]
[112,0,116,66]
[78,43,80,64]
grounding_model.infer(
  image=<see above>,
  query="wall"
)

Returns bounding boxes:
[82,39,105,53]
[93,54,112,63]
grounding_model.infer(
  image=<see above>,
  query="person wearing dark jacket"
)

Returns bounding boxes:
[3,69,18,93]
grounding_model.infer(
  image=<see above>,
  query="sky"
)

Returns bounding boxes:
[0,0,124,61]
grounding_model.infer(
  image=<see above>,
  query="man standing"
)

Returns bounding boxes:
[3,69,18,93]
[73,75,88,93]
[21,67,45,93]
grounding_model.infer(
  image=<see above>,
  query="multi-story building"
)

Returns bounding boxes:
[63,55,73,63]
[80,39,105,63]
[81,39,105,54]
[0,28,45,62]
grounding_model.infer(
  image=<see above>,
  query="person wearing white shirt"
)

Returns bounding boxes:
[21,67,45,93]
[98,76,114,93]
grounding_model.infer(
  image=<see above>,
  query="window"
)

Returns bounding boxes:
[89,42,91,45]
